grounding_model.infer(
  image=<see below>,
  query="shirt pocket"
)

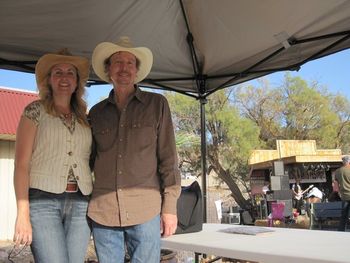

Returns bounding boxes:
[128,121,157,150]
[92,126,117,152]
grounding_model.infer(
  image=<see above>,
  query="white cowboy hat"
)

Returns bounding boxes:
[35,48,90,91]
[92,36,153,84]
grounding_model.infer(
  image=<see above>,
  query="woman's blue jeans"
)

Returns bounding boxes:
[91,215,161,263]
[29,189,91,263]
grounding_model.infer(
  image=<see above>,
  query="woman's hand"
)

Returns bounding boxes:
[13,212,32,246]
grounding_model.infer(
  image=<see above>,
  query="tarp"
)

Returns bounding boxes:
[1,0,350,98]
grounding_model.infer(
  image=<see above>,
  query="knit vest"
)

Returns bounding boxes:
[29,105,93,195]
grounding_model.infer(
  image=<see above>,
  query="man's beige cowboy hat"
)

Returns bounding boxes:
[35,48,90,91]
[92,36,153,84]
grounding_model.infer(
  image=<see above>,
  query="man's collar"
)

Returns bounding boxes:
[106,85,147,105]
[134,86,147,104]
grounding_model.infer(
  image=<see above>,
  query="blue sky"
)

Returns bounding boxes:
[1,49,349,108]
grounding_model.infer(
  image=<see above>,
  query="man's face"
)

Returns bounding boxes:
[108,51,138,86]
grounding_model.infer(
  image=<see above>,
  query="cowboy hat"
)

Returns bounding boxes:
[92,36,153,84]
[35,48,90,91]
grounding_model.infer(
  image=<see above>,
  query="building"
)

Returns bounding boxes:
[249,140,342,192]
[248,140,343,218]
[0,87,38,240]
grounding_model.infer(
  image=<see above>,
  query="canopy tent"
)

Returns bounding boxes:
[2,0,350,97]
[1,0,350,219]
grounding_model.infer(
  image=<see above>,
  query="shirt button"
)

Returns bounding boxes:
[118,171,122,174]
[120,124,124,127]
[119,138,123,142]
[68,151,73,156]
[73,164,77,168]
[118,154,122,158]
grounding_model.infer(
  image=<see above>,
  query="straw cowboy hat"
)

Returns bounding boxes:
[92,36,153,83]
[35,48,90,91]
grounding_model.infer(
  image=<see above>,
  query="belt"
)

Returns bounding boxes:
[66,182,78,193]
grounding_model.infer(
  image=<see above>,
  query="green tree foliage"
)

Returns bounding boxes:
[166,73,350,210]
[166,90,261,209]
[233,78,282,148]
[329,94,350,152]
[235,73,350,152]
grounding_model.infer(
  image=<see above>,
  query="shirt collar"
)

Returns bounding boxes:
[105,85,147,106]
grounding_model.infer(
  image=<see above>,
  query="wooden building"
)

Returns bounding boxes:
[249,140,343,218]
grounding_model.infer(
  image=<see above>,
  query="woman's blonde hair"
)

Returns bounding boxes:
[38,49,89,126]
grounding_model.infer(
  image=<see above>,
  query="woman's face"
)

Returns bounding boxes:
[48,63,78,97]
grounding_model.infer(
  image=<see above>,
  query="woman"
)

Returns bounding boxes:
[13,49,93,263]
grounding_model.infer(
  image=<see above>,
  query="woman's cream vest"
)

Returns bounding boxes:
[29,103,93,195]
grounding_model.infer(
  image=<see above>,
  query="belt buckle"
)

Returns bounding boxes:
[66,182,78,193]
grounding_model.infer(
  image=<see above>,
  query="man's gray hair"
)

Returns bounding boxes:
[342,155,350,165]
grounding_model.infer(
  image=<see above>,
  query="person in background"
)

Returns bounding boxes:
[88,36,181,263]
[306,186,323,204]
[292,178,303,213]
[13,49,93,262]
[262,180,270,195]
[334,155,350,231]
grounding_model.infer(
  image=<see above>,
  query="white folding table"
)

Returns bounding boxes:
[161,223,350,263]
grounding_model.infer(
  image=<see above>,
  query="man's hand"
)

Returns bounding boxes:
[161,213,177,237]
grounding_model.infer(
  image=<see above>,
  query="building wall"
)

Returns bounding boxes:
[0,140,16,240]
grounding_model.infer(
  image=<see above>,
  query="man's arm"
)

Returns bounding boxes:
[156,96,181,236]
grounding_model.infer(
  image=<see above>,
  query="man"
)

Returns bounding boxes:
[292,178,303,214]
[334,156,350,231]
[88,37,181,263]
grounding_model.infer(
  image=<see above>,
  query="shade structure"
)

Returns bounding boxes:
[1,0,350,220]
[1,0,350,98]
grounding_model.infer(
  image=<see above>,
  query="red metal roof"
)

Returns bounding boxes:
[0,87,39,139]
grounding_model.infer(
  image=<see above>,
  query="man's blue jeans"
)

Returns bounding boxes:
[338,200,350,231]
[92,215,161,263]
[29,189,91,263]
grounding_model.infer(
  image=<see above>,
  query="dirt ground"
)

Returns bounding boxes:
[0,240,97,263]
[0,240,256,263]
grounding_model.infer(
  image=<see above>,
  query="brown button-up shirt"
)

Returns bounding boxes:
[88,87,181,227]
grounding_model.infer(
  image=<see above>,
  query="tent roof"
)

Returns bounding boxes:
[1,0,350,98]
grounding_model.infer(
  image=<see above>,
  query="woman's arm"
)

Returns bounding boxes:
[13,116,37,246]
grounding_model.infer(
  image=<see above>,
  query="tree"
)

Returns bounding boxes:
[329,94,350,152]
[166,90,261,209]
[233,78,283,148]
[234,73,350,152]
[166,73,350,210]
